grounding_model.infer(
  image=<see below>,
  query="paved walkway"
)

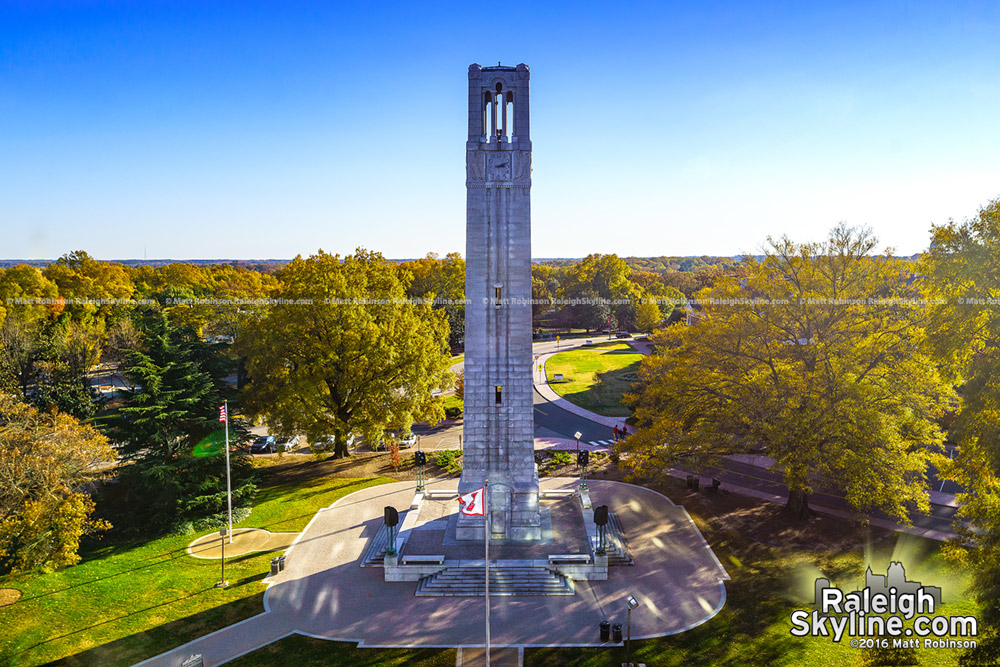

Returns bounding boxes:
[136,478,729,666]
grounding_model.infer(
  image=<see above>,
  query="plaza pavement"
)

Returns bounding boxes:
[136,477,729,666]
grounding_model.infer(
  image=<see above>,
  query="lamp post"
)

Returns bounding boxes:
[626,594,639,666]
[574,431,582,458]
[215,528,229,588]
[415,447,427,492]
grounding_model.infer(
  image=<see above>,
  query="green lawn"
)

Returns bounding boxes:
[442,394,463,412]
[228,633,455,666]
[0,474,393,667]
[545,341,644,417]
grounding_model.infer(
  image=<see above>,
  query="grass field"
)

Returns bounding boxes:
[545,341,644,417]
[442,393,463,413]
[0,474,393,667]
[228,633,456,666]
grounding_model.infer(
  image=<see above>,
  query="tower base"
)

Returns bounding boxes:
[456,479,541,541]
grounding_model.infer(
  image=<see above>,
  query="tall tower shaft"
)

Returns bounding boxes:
[457,63,541,541]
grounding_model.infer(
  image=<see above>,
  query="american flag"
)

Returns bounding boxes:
[219,405,227,423]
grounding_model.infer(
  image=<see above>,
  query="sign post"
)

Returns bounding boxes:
[215,528,229,588]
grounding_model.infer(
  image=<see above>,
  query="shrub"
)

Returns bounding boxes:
[433,449,463,475]
[551,451,573,466]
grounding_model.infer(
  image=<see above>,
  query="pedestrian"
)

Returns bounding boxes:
[612,425,619,441]
[620,423,628,439]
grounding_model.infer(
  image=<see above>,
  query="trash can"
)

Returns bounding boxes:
[277,555,286,571]
[270,557,280,576]
[612,623,623,643]
[599,620,611,642]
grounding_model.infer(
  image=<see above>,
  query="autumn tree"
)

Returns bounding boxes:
[557,254,643,330]
[43,250,134,323]
[400,252,466,352]
[634,299,663,334]
[620,225,952,519]
[241,249,451,459]
[925,197,1000,665]
[0,314,39,397]
[31,319,105,419]
[0,265,62,326]
[0,394,115,573]
[531,264,561,324]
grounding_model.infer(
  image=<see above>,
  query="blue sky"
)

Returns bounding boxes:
[2,1,999,260]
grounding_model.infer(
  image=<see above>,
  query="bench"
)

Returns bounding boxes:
[401,555,446,565]
[548,554,591,564]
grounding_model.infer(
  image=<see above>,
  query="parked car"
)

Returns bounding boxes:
[275,435,300,452]
[615,331,633,339]
[311,434,355,453]
[376,431,418,450]
[250,435,276,453]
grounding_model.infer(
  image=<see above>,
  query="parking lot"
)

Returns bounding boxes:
[246,419,464,457]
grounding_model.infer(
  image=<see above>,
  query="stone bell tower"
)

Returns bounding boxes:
[456,63,541,541]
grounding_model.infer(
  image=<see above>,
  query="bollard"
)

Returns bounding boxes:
[612,623,623,643]
[599,620,610,642]
[270,557,280,576]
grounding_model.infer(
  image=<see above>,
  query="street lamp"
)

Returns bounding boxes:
[626,594,639,667]
[574,431,582,457]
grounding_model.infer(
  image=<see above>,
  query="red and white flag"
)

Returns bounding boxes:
[219,405,227,423]
[459,487,486,516]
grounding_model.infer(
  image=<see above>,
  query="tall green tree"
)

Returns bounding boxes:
[242,249,451,459]
[925,197,1000,666]
[113,313,221,462]
[106,313,253,531]
[620,225,952,519]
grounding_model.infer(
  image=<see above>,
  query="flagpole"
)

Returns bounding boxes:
[224,400,233,544]
[484,478,490,667]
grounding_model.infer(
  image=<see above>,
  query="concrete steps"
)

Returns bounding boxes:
[416,565,575,597]
[361,523,391,567]
[592,512,634,566]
